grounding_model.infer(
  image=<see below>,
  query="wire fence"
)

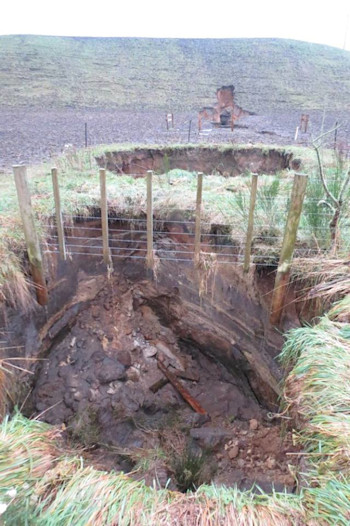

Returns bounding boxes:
[41,169,346,268]
[14,167,349,271]
[44,169,338,267]
[13,162,349,319]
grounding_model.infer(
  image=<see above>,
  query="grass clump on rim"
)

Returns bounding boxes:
[280,296,350,486]
[0,412,308,525]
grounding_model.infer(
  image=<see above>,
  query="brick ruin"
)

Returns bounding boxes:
[198,85,247,131]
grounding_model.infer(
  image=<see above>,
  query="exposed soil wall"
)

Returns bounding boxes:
[1,217,299,407]
[0,215,302,491]
[95,146,293,176]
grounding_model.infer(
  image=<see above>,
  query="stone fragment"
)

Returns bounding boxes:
[97,358,126,384]
[237,458,245,468]
[65,372,80,389]
[155,341,185,370]
[91,306,100,319]
[249,419,259,431]
[73,390,84,401]
[190,427,231,450]
[91,351,106,363]
[88,389,100,402]
[181,411,210,428]
[133,340,141,350]
[228,445,239,459]
[143,346,158,359]
[126,367,140,382]
[117,350,132,367]
[266,457,276,470]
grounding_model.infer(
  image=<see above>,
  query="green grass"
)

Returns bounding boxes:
[0,413,304,525]
[280,298,350,482]
[1,35,350,111]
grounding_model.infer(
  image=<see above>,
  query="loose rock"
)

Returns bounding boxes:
[228,445,239,459]
[97,358,126,384]
[143,346,158,359]
[266,457,276,470]
[249,419,259,431]
[190,427,231,449]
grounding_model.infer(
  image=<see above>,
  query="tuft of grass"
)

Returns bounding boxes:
[67,409,100,448]
[291,257,350,318]
[170,445,215,492]
[0,239,35,312]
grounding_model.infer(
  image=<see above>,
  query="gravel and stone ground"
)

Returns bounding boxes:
[1,106,349,171]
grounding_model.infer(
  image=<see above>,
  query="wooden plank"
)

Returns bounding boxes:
[51,167,66,260]
[149,368,199,393]
[270,173,308,325]
[194,172,203,263]
[149,377,168,393]
[99,168,112,268]
[146,170,154,271]
[243,173,258,272]
[13,165,48,306]
[157,357,207,414]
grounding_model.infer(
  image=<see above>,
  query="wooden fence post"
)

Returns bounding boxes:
[270,173,308,325]
[243,173,258,272]
[13,165,48,306]
[146,170,154,272]
[188,120,192,142]
[51,167,66,260]
[194,172,204,263]
[99,168,113,268]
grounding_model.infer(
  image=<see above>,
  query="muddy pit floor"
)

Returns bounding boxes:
[28,275,298,493]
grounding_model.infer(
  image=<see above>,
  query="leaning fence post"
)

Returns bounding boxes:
[146,170,154,272]
[13,165,48,306]
[270,173,308,325]
[99,168,113,269]
[51,167,66,261]
[194,172,203,263]
[243,173,258,272]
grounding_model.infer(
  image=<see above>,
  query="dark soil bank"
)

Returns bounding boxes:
[27,272,298,493]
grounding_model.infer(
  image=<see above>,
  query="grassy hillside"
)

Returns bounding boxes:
[1,35,350,112]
